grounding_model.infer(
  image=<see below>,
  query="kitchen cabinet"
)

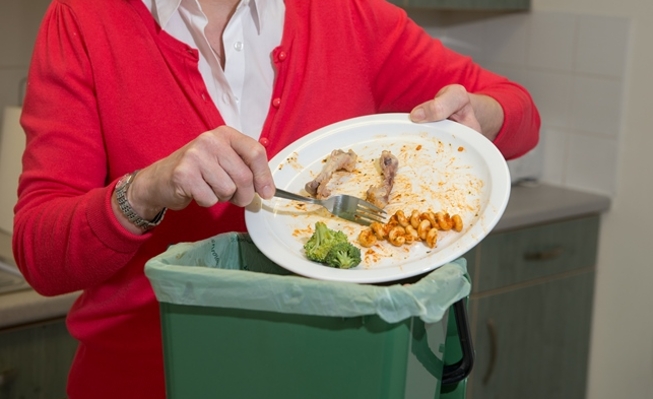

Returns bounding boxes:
[464,215,599,398]
[387,0,530,11]
[0,318,77,399]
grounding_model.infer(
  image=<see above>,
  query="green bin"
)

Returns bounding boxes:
[145,233,473,399]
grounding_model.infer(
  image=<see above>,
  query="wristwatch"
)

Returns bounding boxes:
[115,170,167,230]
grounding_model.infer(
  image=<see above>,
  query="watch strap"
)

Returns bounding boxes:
[115,170,167,230]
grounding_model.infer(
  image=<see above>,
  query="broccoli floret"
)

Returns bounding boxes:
[324,242,362,269]
[303,221,349,263]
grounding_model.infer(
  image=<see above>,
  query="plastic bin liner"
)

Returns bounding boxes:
[145,232,470,324]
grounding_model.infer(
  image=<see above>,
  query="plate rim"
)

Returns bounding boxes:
[245,113,511,283]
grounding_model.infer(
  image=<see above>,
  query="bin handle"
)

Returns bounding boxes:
[441,299,475,386]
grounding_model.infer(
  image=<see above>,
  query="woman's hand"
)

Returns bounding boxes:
[112,126,275,233]
[409,84,504,141]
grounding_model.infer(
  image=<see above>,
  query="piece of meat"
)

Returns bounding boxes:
[366,150,399,209]
[305,149,358,198]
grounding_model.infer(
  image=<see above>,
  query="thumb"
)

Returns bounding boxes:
[410,84,469,123]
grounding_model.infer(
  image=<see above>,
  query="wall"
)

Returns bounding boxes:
[408,9,629,195]
[531,2,653,398]
[409,3,653,398]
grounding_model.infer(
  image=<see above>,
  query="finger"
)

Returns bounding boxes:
[166,158,221,209]
[438,86,482,131]
[194,131,256,207]
[229,134,275,200]
[410,84,468,123]
[448,108,482,132]
[200,162,240,204]
[166,131,244,207]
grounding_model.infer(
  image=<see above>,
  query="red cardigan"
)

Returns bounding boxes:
[14,0,539,397]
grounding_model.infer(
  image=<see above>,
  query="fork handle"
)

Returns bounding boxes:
[274,188,318,204]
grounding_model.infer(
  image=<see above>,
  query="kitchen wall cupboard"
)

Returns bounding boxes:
[387,0,530,11]
[463,215,599,399]
[0,318,77,399]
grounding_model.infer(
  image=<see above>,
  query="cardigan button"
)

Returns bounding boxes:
[260,137,269,147]
[278,51,287,61]
[186,47,198,60]
[272,98,281,108]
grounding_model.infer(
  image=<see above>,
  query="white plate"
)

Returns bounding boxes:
[245,113,510,283]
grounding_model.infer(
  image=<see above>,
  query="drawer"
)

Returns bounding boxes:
[472,215,599,293]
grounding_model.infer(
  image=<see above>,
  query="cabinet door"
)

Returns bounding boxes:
[467,272,595,399]
[0,319,77,399]
[473,216,599,293]
[387,0,531,11]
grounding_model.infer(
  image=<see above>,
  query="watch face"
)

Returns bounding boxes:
[116,173,131,189]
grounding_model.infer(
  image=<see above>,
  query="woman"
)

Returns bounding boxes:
[14,0,539,397]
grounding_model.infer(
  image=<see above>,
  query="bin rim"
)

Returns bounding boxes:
[145,232,471,324]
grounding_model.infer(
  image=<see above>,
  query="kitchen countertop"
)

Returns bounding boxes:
[0,232,80,329]
[0,182,611,330]
[494,182,611,232]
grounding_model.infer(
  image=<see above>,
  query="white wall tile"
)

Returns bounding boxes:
[438,19,487,62]
[409,9,629,198]
[478,63,529,84]
[408,10,487,61]
[570,76,623,137]
[519,69,574,129]
[539,126,568,185]
[527,12,577,72]
[565,134,618,195]
[507,139,544,182]
[575,15,630,78]
[481,13,530,66]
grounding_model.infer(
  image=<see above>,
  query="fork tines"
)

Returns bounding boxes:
[354,203,387,225]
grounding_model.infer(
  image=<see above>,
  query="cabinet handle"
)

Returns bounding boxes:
[482,318,498,386]
[523,247,564,261]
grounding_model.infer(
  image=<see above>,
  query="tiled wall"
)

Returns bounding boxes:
[408,10,631,196]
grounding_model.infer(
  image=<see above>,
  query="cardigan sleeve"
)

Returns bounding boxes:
[13,1,148,296]
[359,0,540,160]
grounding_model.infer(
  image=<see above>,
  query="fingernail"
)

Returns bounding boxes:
[260,184,275,199]
[411,108,425,122]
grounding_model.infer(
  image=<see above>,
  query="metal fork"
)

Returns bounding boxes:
[274,188,386,226]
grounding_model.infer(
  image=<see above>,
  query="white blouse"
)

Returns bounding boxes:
[141,0,285,139]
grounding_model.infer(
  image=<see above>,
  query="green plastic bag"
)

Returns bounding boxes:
[145,232,470,324]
